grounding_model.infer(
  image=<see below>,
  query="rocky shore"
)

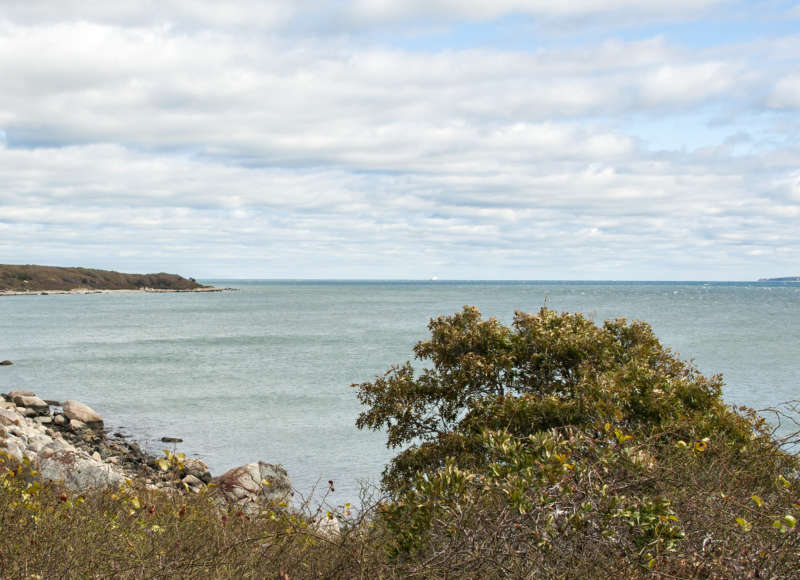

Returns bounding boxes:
[0,386,292,515]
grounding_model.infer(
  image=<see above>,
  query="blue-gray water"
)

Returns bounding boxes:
[1,280,799,503]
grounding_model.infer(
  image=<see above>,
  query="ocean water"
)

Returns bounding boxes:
[1,280,799,503]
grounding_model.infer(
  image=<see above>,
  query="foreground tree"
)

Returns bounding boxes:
[355,306,734,491]
[354,307,800,577]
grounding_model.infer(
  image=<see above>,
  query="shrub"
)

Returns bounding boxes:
[354,306,800,577]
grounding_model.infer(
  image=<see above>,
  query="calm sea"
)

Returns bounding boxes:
[2,280,799,503]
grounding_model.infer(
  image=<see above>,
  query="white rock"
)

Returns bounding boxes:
[4,438,24,461]
[311,516,341,539]
[0,407,21,426]
[212,461,292,515]
[38,449,126,490]
[25,434,52,454]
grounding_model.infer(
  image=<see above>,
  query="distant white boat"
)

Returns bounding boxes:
[430,276,438,281]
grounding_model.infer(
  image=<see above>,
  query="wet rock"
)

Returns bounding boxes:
[160,437,183,443]
[62,400,103,430]
[0,360,12,365]
[212,461,292,515]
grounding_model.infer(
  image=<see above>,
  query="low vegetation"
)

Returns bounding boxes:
[0,264,205,292]
[2,306,798,578]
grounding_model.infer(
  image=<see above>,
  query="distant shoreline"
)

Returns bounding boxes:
[0,264,221,294]
[0,287,233,297]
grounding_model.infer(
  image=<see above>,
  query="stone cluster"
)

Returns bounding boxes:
[0,388,292,513]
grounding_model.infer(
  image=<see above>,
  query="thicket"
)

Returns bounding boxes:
[1,306,798,578]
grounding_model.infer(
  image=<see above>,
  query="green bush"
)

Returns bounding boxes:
[354,306,800,577]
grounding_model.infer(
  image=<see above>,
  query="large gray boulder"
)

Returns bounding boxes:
[37,448,126,490]
[62,400,104,430]
[211,461,292,515]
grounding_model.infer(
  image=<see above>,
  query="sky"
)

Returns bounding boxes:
[1,1,799,280]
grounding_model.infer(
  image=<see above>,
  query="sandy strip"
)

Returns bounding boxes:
[0,287,232,297]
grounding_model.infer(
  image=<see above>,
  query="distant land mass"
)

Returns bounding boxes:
[0,264,208,292]
[758,276,800,282]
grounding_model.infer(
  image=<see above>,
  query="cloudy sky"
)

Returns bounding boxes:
[1,1,799,280]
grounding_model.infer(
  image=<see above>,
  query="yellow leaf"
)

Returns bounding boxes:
[751,495,764,508]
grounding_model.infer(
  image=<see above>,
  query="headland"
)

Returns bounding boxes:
[0,264,229,295]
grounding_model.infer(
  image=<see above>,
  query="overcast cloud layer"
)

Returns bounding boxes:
[1,1,799,279]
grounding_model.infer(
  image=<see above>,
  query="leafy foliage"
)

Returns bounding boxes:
[354,306,800,576]
[354,306,741,492]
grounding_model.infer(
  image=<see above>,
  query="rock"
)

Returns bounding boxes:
[12,395,50,416]
[8,389,34,398]
[181,458,212,484]
[38,449,126,490]
[182,474,205,492]
[160,437,183,443]
[311,516,341,539]
[44,400,62,406]
[53,414,67,426]
[69,419,87,431]
[211,462,292,515]
[0,407,21,426]
[0,360,12,365]
[62,400,103,430]
[34,416,53,425]
[21,407,39,417]
[0,401,16,410]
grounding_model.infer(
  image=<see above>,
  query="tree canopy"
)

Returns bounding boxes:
[351,307,799,575]
[354,306,734,491]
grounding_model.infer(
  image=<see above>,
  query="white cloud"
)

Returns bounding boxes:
[768,74,800,109]
[0,3,798,279]
[345,0,725,24]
